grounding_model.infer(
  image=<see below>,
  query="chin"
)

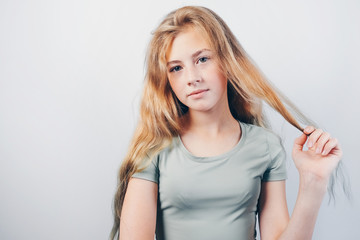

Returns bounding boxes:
[187,105,214,112]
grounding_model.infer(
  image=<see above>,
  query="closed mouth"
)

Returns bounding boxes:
[188,89,209,97]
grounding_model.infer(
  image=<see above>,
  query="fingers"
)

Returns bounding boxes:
[303,126,316,136]
[315,132,331,154]
[293,132,308,151]
[322,137,339,155]
[306,128,323,148]
[302,126,337,156]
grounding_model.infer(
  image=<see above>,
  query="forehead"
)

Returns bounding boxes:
[166,27,212,61]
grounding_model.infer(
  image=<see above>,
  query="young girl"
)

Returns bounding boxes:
[111,6,342,240]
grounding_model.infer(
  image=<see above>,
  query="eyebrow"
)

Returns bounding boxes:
[166,48,212,66]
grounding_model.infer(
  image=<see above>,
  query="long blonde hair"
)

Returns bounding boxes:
[110,6,315,239]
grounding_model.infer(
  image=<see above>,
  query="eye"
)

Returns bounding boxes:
[197,57,209,63]
[169,65,182,72]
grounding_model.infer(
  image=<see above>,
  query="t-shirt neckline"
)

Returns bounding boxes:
[176,121,247,162]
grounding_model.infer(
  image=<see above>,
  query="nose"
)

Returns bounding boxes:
[187,65,201,86]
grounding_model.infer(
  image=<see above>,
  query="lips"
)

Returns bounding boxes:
[188,89,209,97]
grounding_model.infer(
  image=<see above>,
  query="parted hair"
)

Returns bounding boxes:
[110,6,316,240]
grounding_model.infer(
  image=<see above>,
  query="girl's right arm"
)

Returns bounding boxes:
[119,177,158,240]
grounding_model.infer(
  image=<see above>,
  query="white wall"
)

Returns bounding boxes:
[0,0,359,239]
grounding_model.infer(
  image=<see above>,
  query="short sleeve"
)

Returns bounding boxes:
[262,131,287,181]
[131,155,159,184]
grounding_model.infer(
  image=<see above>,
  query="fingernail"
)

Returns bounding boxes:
[322,150,327,155]
[308,141,313,148]
[316,148,321,154]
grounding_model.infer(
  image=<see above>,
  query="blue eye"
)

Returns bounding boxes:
[170,66,182,72]
[198,57,208,63]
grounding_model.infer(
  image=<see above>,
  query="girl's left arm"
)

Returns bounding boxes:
[258,126,342,240]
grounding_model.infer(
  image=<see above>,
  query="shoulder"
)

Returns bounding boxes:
[240,122,284,158]
[241,122,282,145]
[146,137,179,164]
[136,138,176,170]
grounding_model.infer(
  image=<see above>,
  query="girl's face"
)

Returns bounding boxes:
[166,27,228,114]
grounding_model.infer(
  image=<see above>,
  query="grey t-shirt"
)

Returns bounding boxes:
[132,121,287,240]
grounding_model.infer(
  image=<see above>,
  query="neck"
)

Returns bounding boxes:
[182,104,238,136]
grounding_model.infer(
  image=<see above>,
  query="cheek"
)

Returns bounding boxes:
[208,69,227,90]
[168,79,184,99]
[220,75,228,90]
[215,67,227,87]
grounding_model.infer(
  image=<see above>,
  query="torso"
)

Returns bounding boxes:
[132,121,288,240]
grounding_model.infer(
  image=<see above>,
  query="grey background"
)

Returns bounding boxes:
[0,0,359,239]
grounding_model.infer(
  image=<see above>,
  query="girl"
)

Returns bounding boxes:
[111,6,342,240]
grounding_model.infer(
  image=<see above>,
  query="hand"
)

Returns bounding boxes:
[292,126,342,181]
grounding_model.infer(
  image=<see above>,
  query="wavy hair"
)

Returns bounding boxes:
[110,6,321,240]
